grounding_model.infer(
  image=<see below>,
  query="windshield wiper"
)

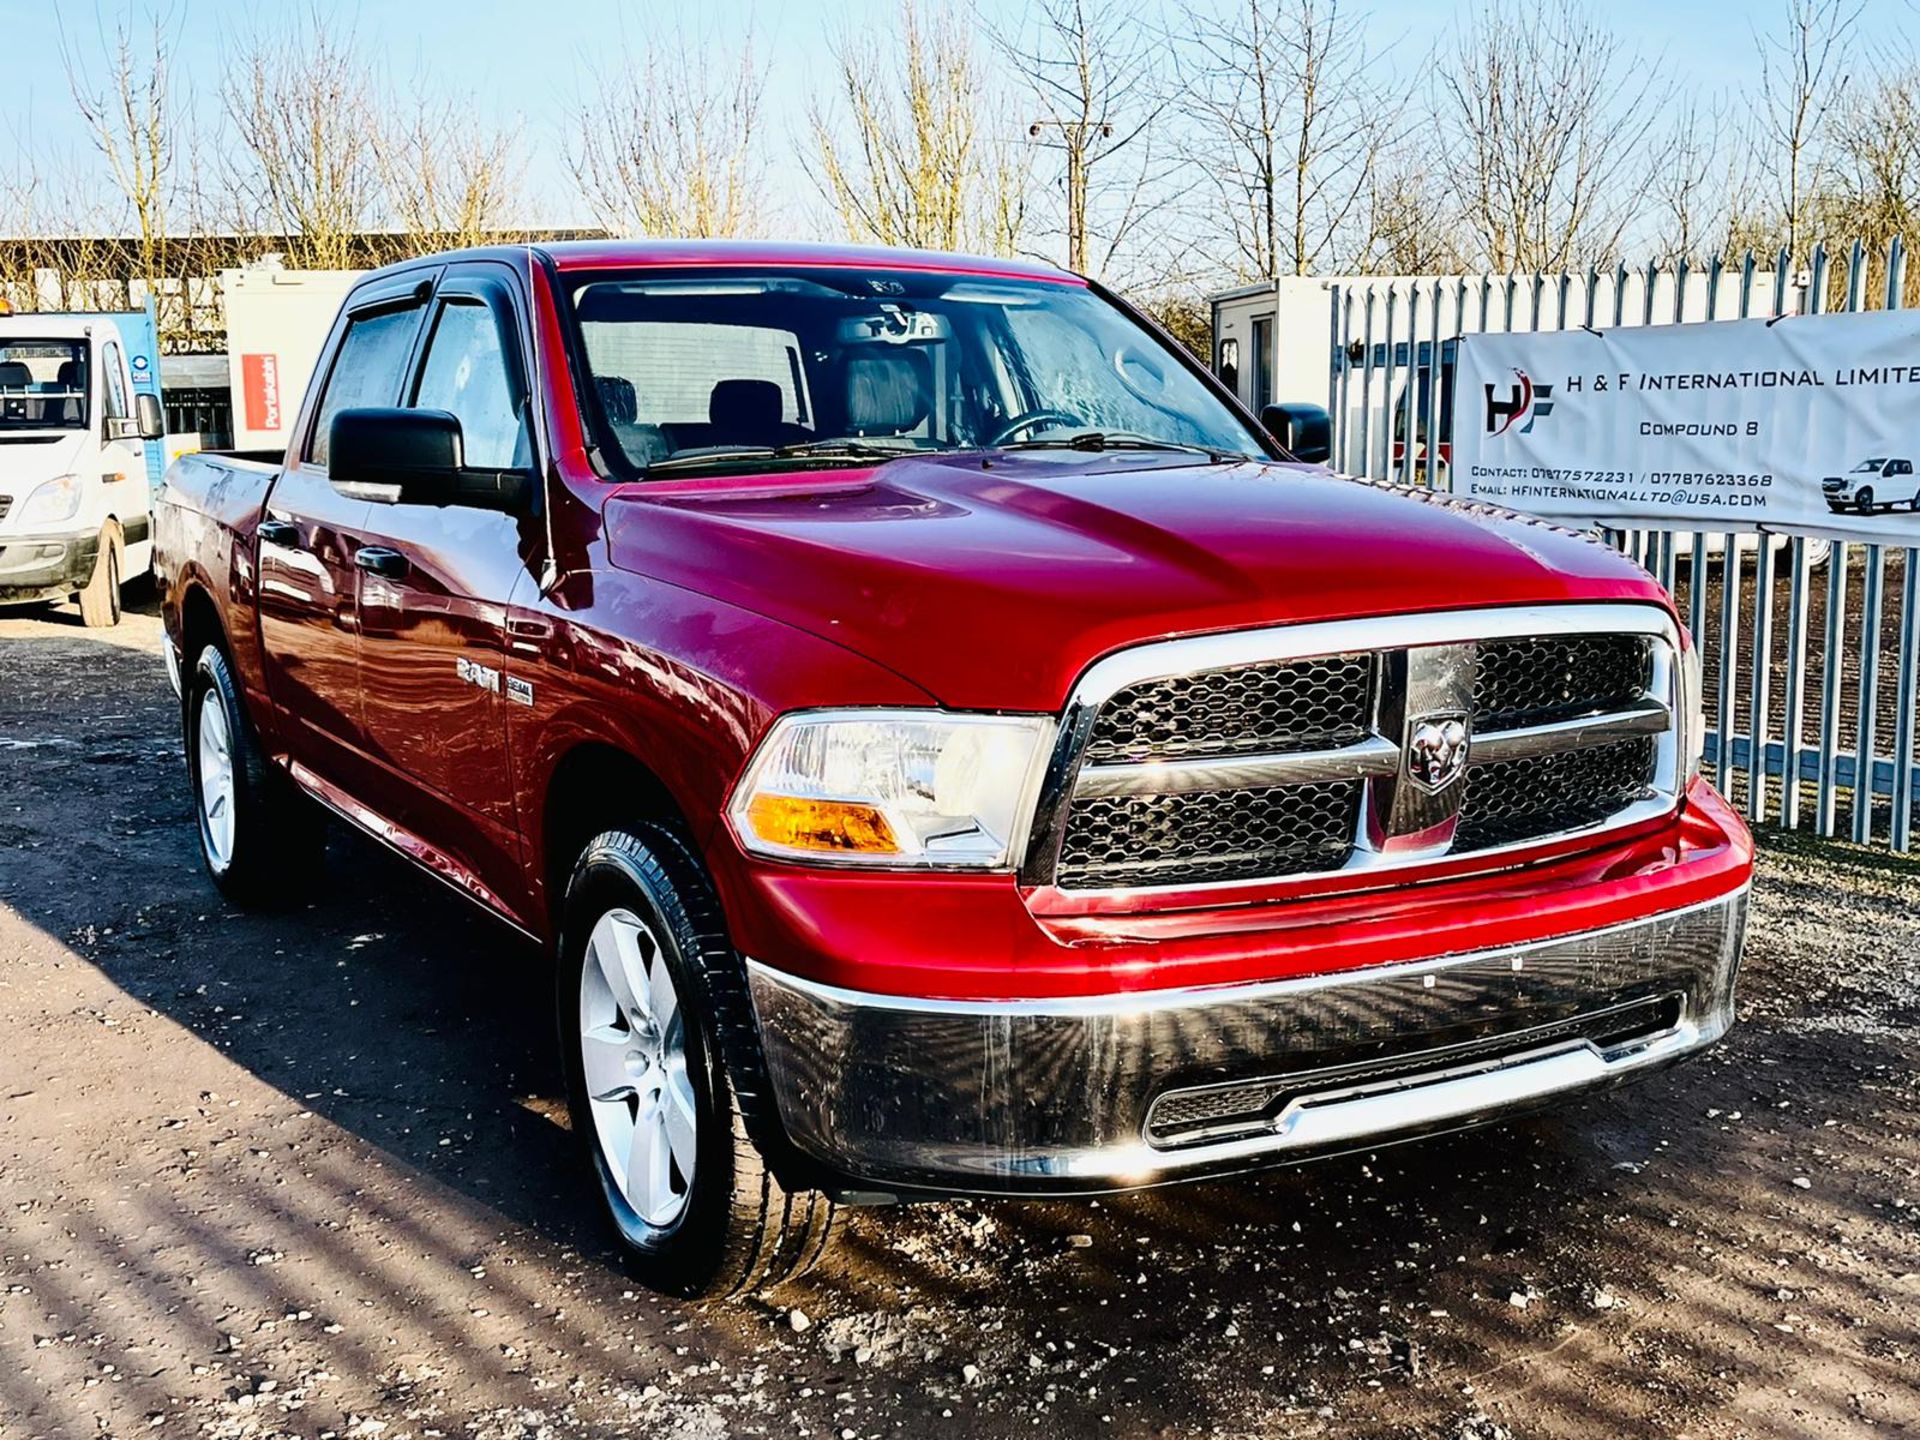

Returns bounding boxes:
[643,438,917,476]
[772,439,919,460]
[1000,431,1240,461]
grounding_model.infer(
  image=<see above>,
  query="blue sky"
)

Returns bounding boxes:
[1,0,1913,236]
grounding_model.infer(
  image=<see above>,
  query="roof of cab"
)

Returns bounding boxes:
[0,312,124,339]
[359,238,1081,286]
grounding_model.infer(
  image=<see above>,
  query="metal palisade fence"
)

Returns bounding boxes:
[1325,238,1920,853]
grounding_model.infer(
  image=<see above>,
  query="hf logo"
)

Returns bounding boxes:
[1482,367,1554,437]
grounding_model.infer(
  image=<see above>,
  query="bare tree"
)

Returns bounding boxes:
[1356,157,1470,274]
[0,151,121,314]
[1753,0,1862,266]
[806,1,1032,255]
[1650,97,1736,264]
[569,28,767,239]
[1811,64,1920,303]
[996,0,1177,276]
[1435,0,1664,273]
[63,4,184,338]
[376,94,526,250]
[221,9,382,268]
[1180,0,1398,280]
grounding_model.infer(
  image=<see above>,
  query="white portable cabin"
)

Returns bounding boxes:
[221,266,365,454]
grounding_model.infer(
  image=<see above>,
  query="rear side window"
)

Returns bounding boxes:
[308,304,425,466]
[412,299,529,470]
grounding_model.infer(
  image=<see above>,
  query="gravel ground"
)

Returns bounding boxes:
[2,595,1917,1440]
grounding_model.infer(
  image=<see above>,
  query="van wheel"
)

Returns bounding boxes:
[559,827,836,1299]
[186,644,324,906]
[77,523,123,628]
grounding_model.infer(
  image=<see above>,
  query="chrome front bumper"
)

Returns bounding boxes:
[745,890,1747,1196]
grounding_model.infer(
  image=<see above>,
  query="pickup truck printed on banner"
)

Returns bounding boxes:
[1451,308,1920,541]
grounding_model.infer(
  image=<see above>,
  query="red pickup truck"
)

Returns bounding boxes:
[154,241,1752,1298]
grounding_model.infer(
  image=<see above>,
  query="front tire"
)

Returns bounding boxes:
[559,827,836,1298]
[77,523,122,628]
[1857,486,1876,513]
[186,644,323,906]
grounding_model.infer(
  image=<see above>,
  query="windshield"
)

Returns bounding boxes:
[0,339,89,430]
[1853,459,1888,472]
[562,267,1269,475]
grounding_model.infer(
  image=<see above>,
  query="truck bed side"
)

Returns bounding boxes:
[154,451,282,719]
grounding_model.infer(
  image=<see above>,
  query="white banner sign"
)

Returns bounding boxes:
[1451,309,1920,539]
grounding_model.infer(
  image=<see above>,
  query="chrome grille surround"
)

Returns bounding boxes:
[1024,604,1684,894]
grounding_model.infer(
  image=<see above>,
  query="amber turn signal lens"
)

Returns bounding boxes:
[744,793,901,854]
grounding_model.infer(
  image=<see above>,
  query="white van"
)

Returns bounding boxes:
[0,313,164,625]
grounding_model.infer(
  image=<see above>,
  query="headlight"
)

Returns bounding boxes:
[19,473,82,526]
[1679,630,1705,783]
[729,709,1055,868]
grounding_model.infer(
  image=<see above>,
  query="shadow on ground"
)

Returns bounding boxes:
[1,602,1915,1439]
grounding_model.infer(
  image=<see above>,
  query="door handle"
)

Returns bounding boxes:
[353,546,410,580]
[257,518,300,548]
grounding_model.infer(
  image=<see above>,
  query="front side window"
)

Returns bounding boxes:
[309,303,426,467]
[412,299,529,470]
[101,341,130,421]
[0,339,88,429]
[562,268,1266,476]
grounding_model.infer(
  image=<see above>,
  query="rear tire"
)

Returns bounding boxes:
[558,826,836,1299]
[185,643,324,906]
[77,524,122,628]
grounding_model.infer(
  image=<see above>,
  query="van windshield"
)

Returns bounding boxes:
[561,267,1268,475]
[0,339,88,430]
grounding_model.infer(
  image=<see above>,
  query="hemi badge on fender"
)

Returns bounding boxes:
[505,675,535,707]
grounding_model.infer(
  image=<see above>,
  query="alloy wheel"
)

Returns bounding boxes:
[578,907,697,1228]
[196,688,236,870]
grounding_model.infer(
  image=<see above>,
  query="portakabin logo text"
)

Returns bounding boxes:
[1483,368,1554,437]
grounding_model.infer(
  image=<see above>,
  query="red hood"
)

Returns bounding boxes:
[600,453,1669,711]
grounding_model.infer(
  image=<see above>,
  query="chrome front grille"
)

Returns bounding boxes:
[1027,605,1682,893]
[1473,634,1652,730]
[1083,653,1373,762]
[1058,779,1362,889]
[1456,735,1658,850]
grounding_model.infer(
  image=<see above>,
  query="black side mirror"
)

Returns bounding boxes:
[135,392,165,441]
[1261,402,1333,466]
[328,407,528,512]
